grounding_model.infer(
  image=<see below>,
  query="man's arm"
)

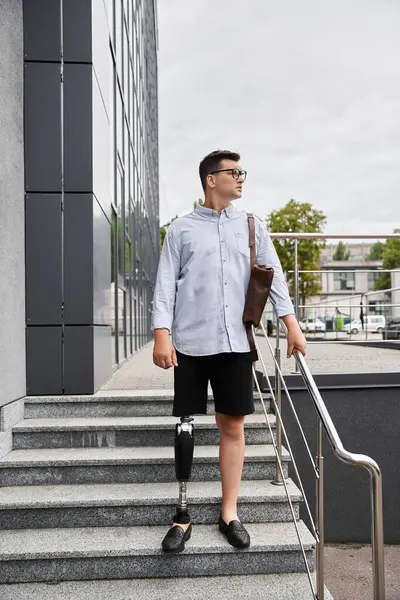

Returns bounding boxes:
[152,225,180,369]
[256,220,306,358]
[281,313,307,358]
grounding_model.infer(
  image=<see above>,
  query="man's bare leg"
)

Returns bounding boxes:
[215,413,245,523]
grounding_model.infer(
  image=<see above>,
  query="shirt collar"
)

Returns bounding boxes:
[194,203,236,219]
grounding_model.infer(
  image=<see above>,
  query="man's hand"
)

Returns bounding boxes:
[153,329,178,369]
[282,314,307,358]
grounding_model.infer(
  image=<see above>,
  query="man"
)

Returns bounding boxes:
[360,297,365,331]
[152,149,306,553]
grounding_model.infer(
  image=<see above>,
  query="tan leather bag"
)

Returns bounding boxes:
[243,214,274,362]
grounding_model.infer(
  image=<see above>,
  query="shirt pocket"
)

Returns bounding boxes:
[235,232,250,258]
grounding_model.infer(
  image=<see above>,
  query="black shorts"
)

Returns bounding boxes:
[173,351,255,417]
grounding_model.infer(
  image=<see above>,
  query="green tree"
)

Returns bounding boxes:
[160,215,178,250]
[368,241,385,261]
[111,217,131,281]
[267,199,327,315]
[374,229,400,290]
[160,224,167,250]
[194,198,204,209]
[333,241,350,261]
[160,201,204,249]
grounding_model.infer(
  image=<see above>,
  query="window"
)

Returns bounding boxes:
[115,0,123,78]
[123,22,129,90]
[333,272,355,291]
[107,0,115,47]
[368,271,380,291]
[110,210,118,366]
[116,86,123,158]
[369,301,391,319]
[108,0,159,364]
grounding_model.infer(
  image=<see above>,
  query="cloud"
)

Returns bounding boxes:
[157,0,400,234]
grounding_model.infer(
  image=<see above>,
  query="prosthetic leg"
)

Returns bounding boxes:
[173,416,195,525]
[161,416,195,553]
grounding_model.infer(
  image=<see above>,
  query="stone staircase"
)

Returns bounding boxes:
[0,389,330,598]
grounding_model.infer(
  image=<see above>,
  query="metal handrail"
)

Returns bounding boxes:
[270,233,400,239]
[256,317,385,600]
[303,286,400,309]
[295,350,385,600]
[254,349,319,535]
[299,304,400,309]
[252,347,319,597]
[291,270,398,274]
[252,367,319,596]
[254,322,320,597]
[256,231,389,596]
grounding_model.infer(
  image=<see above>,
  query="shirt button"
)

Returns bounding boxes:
[224,282,227,285]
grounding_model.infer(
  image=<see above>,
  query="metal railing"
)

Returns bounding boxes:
[269,233,400,340]
[252,314,385,599]
[297,284,400,341]
[267,233,400,380]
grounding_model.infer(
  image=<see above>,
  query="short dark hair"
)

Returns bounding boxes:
[199,149,240,192]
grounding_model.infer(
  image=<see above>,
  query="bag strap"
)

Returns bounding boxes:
[246,213,258,361]
[247,213,256,269]
[246,325,258,362]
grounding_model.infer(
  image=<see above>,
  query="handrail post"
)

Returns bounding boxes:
[294,238,300,373]
[370,469,385,600]
[295,351,386,600]
[272,315,284,486]
[316,418,325,599]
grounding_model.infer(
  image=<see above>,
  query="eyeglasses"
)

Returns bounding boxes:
[208,168,247,181]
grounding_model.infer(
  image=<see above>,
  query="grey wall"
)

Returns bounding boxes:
[280,385,400,543]
[0,0,26,456]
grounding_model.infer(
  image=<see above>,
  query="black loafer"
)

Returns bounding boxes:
[219,515,250,549]
[161,523,192,553]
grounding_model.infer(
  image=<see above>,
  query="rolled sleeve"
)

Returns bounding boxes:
[151,225,180,331]
[256,220,295,318]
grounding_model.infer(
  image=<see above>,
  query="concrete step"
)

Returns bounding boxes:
[24,390,271,419]
[0,445,289,486]
[12,413,276,449]
[0,521,315,583]
[0,573,334,600]
[0,478,301,529]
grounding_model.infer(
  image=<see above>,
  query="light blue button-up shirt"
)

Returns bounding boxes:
[152,204,294,356]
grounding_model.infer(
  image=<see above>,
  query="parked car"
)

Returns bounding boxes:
[343,315,386,334]
[383,317,400,340]
[299,318,326,333]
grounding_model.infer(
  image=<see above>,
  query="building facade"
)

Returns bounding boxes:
[0,0,159,459]
[306,244,393,319]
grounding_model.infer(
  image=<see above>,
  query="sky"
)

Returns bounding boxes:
[156,0,400,235]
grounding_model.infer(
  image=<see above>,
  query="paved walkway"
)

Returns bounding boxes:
[325,544,400,600]
[102,337,400,390]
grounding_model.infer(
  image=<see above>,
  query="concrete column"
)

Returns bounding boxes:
[0,0,25,458]
[24,0,112,395]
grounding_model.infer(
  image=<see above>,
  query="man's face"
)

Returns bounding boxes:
[207,159,247,200]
